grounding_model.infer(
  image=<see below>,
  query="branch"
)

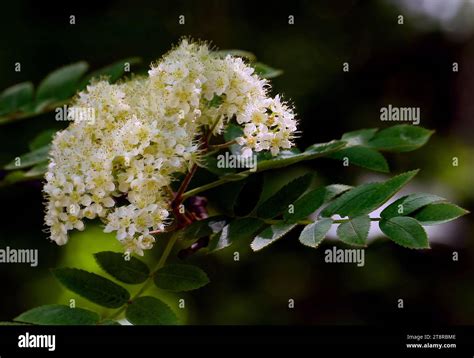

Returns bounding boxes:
[181,145,345,200]
[262,217,382,226]
[0,99,70,126]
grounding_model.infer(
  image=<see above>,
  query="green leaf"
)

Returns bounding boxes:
[29,129,56,150]
[368,125,434,152]
[81,57,141,86]
[321,170,418,218]
[208,217,265,251]
[14,305,100,325]
[329,146,389,173]
[381,193,445,219]
[298,218,332,248]
[336,215,370,246]
[180,216,228,242]
[379,216,429,249]
[222,123,245,156]
[253,62,283,78]
[201,153,237,176]
[207,181,246,215]
[0,82,34,115]
[126,296,178,325]
[413,203,469,225]
[36,62,89,102]
[341,128,378,146]
[251,223,297,251]
[284,184,352,223]
[256,149,303,171]
[33,99,55,114]
[154,264,210,292]
[1,171,27,185]
[208,94,224,108]
[52,268,130,308]
[99,320,121,325]
[257,173,313,219]
[25,161,48,177]
[304,140,347,155]
[224,123,244,142]
[94,251,150,284]
[4,145,50,170]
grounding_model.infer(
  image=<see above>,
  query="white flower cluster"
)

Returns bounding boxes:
[44,40,297,254]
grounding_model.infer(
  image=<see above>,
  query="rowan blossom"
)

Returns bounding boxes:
[44,40,297,254]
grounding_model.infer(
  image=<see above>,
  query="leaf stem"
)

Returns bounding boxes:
[182,173,250,200]
[333,217,381,223]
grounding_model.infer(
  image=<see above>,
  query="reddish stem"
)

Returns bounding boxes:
[169,123,215,228]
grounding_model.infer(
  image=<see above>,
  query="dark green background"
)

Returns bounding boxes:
[0,0,473,324]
